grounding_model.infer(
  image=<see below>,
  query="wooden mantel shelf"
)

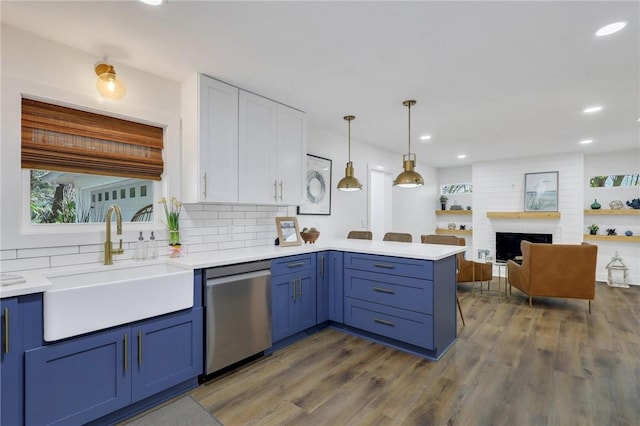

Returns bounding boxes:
[486,211,561,219]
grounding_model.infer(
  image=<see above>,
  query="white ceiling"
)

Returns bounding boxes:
[2,1,639,168]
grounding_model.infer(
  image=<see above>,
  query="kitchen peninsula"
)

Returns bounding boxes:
[1,238,463,425]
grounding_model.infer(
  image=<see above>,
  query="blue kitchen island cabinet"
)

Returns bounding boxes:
[24,307,202,426]
[271,254,317,343]
[1,297,23,426]
[343,251,457,360]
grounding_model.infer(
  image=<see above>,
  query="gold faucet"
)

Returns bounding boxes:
[104,204,124,265]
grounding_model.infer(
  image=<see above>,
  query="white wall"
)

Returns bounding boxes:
[0,24,438,273]
[438,151,640,285]
[305,125,438,241]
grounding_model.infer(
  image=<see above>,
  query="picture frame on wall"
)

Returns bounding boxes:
[297,154,332,215]
[524,171,559,211]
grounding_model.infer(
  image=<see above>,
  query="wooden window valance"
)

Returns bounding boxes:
[21,98,164,180]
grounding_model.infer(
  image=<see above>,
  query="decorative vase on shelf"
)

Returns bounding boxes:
[590,199,601,210]
[441,203,446,210]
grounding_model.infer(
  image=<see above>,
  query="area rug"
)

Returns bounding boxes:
[124,396,222,426]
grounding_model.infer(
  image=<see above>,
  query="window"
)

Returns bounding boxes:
[23,98,163,224]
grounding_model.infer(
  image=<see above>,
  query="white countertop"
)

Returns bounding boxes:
[168,238,465,269]
[1,239,464,298]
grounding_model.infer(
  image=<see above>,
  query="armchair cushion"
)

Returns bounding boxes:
[507,240,597,301]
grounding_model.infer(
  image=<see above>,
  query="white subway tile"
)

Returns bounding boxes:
[18,246,79,258]
[0,250,17,261]
[1,257,50,272]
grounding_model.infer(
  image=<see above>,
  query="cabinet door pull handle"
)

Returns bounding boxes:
[373,262,395,269]
[291,278,296,302]
[123,333,128,372]
[320,256,324,278]
[273,180,278,201]
[138,330,142,367]
[373,287,395,295]
[297,277,302,299]
[287,261,306,268]
[373,318,395,327]
[3,308,9,354]
[203,173,207,198]
[279,181,283,201]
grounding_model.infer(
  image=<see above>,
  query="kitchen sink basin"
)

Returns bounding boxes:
[44,263,194,341]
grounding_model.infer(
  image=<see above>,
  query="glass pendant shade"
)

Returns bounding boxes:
[394,100,424,188]
[337,115,362,191]
[95,63,126,100]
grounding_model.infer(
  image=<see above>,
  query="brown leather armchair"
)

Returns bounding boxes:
[507,240,597,312]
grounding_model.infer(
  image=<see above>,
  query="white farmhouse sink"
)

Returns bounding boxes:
[44,263,194,342]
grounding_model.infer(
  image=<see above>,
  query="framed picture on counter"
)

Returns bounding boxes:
[275,216,302,246]
[297,154,332,215]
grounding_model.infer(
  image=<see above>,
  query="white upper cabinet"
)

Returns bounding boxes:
[238,90,306,205]
[181,74,239,203]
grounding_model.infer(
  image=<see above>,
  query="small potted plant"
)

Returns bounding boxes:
[439,195,448,211]
[587,224,599,235]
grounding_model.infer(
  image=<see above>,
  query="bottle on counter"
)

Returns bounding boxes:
[148,231,158,260]
[136,231,146,260]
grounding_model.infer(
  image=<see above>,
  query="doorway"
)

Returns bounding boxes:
[368,167,393,240]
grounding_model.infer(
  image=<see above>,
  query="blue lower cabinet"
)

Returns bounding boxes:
[25,326,131,426]
[316,252,330,323]
[1,297,24,426]
[328,251,344,323]
[24,308,202,426]
[131,307,202,403]
[271,270,316,342]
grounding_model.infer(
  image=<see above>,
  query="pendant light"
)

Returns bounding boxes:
[337,115,363,191]
[393,100,424,188]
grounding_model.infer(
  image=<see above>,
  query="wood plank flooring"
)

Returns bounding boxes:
[191,282,640,425]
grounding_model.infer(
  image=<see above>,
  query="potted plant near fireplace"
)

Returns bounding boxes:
[587,224,599,235]
[439,195,448,211]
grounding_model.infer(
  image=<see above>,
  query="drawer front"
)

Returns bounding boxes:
[344,269,433,314]
[343,252,433,280]
[271,254,316,276]
[344,298,434,349]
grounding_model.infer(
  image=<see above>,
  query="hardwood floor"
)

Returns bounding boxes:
[191,282,640,425]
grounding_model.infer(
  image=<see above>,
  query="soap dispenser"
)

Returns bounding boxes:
[136,231,146,260]
[148,231,158,260]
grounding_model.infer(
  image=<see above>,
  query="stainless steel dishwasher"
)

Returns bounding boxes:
[204,260,271,375]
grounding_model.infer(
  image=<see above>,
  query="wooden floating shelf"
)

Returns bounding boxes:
[435,228,472,235]
[486,211,561,219]
[583,234,640,242]
[435,210,472,216]
[584,209,640,216]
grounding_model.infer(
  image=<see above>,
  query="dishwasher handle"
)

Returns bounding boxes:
[206,269,271,287]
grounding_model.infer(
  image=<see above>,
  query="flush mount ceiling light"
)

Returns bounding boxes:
[596,21,627,36]
[583,105,603,114]
[94,61,126,100]
[337,115,363,192]
[393,100,424,188]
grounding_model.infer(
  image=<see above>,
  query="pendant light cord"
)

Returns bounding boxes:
[407,102,412,156]
[348,118,352,161]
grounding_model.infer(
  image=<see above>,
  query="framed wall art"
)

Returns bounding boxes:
[297,154,332,215]
[524,171,558,211]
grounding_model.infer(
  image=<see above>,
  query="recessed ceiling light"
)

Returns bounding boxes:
[139,0,163,5]
[457,154,467,159]
[420,135,431,141]
[583,106,603,114]
[580,139,593,145]
[595,21,627,37]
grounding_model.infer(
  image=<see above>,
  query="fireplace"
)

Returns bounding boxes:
[496,232,552,262]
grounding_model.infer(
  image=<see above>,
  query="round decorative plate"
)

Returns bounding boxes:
[306,170,326,204]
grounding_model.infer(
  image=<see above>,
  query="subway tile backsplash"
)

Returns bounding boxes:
[0,203,289,273]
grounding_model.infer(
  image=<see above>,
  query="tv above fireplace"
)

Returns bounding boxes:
[496,232,552,262]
